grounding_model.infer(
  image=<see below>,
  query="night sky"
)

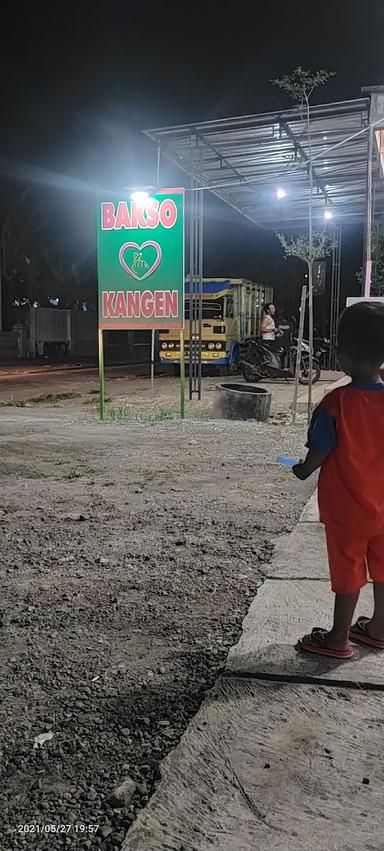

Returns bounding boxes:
[1,0,384,320]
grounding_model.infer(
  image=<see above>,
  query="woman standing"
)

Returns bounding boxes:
[260,303,276,341]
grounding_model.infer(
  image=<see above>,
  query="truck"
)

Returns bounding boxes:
[159,278,273,372]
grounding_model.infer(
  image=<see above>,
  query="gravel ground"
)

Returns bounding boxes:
[0,407,313,850]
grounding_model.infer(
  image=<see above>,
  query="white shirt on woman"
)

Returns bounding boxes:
[261,315,276,340]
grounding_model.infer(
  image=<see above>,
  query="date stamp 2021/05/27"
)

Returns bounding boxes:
[17,824,100,836]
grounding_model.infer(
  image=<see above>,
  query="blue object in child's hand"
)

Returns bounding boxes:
[276,455,298,468]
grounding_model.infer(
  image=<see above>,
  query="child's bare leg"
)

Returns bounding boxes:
[327,591,360,647]
[368,582,384,639]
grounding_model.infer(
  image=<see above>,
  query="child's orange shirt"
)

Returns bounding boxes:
[308,382,384,531]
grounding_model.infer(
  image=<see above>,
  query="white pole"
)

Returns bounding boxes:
[291,285,307,425]
[306,91,314,424]
[364,122,374,296]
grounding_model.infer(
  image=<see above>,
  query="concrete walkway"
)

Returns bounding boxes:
[295,371,346,412]
[123,493,384,851]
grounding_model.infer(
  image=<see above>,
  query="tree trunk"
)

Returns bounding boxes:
[306,95,314,423]
[291,285,307,424]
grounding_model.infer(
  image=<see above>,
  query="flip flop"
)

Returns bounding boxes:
[350,616,384,649]
[297,628,354,659]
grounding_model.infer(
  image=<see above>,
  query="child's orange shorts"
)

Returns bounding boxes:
[324,521,384,594]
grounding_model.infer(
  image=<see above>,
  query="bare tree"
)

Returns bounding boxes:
[277,230,333,266]
[272,67,334,419]
[277,229,333,421]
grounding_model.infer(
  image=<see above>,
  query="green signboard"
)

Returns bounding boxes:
[97,189,184,330]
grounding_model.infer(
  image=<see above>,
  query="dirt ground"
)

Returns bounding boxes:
[0,403,314,850]
[0,361,339,411]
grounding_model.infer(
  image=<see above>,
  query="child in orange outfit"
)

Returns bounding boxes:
[293,301,384,659]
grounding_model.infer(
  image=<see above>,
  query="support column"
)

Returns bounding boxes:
[363,122,374,296]
[188,137,204,401]
[329,224,342,369]
[150,145,162,393]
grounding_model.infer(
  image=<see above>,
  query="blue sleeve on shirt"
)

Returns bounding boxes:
[306,407,337,454]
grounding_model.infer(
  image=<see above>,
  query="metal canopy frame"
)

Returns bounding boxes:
[144,97,384,392]
[144,97,383,229]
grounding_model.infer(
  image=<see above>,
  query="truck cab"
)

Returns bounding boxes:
[159,278,273,371]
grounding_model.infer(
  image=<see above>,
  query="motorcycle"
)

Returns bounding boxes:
[240,328,321,385]
[313,336,330,369]
[293,334,330,369]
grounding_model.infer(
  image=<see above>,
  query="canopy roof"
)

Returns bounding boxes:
[144,98,383,229]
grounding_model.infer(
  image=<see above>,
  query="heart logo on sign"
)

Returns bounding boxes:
[118,241,162,281]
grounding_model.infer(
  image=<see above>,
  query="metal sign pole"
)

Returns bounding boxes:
[189,171,195,400]
[180,329,185,418]
[150,330,155,395]
[197,184,203,400]
[98,328,105,420]
[149,146,162,397]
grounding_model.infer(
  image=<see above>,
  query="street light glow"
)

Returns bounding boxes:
[276,187,286,199]
[324,209,333,220]
[131,190,150,204]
